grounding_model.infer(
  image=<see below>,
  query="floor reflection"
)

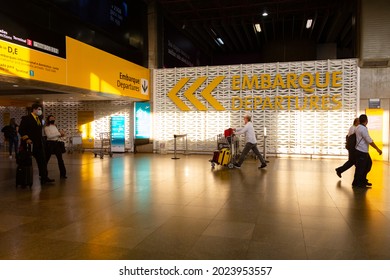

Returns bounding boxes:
[1,152,390,259]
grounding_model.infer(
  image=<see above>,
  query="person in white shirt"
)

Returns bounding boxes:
[335,118,359,178]
[45,115,67,179]
[352,114,382,188]
[233,114,267,169]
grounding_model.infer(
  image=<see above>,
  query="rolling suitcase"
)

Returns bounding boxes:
[16,143,33,188]
[16,165,33,188]
[218,148,231,166]
[212,150,220,163]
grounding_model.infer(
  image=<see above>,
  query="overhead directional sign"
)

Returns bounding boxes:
[167,76,226,111]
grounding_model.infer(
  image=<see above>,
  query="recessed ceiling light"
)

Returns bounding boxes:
[306,19,313,29]
[254,23,262,32]
[216,37,224,45]
[262,11,268,17]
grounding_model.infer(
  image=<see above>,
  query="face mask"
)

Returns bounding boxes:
[36,109,42,116]
[49,120,55,124]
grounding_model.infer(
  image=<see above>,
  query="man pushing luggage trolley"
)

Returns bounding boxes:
[233,114,267,169]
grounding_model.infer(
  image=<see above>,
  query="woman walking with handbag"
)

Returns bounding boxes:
[44,115,67,179]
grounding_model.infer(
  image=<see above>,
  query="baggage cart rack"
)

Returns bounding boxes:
[210,130,239,169]
[94,132,113,159]
[67,134,83,154]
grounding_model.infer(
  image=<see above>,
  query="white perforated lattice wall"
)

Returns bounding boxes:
[0,106,27,145]
[43,100,134,149]
[153,59,358,156]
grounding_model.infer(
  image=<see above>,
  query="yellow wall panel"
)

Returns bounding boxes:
[66,37,150,100]
[366,108,384,161]
[78,111,95,149]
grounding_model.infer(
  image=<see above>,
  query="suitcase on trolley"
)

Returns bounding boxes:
[224,128,234,137]
[212,150,220,163]
[218,148,231,166]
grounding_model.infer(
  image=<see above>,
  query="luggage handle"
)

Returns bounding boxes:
[27,143,33,153]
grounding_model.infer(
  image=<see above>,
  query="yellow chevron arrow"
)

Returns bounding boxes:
[183,77,208,111]
[201,76,225,111]
[167,77,191,111]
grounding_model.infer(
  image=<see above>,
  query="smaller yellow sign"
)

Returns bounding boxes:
[366,108,383,161]
[0,39,66,84]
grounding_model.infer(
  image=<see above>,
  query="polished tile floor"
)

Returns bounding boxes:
[1,150,390,260]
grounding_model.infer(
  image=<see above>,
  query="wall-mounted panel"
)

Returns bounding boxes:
[153,59,358,156]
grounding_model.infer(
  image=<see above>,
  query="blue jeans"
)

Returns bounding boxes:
[8,136,18,156]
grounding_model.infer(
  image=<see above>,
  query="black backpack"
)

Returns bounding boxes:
[345,133,356,150]
[1,125,12,139]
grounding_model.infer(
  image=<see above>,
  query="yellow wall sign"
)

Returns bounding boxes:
[66,37,150,100]
[167,76,225,111]
[167,72,344,111]
[231,94,342,111]
[232,72,342,93]
[0,39,66,84]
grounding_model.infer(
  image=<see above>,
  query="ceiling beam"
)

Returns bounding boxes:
[211,21,235,52]
[241,19,255,51]
[191,23,218,51]
[221,20,241,51]
[232,21,248,52]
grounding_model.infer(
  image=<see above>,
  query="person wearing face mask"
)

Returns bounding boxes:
[19,102,55,185]
[44,115,67,179]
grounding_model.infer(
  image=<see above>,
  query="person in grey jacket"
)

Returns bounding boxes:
[233,114,267,169]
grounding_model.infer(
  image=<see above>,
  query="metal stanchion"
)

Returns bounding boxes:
[263,135,269,162]
[171,134,187,160]
[263,127,269,163]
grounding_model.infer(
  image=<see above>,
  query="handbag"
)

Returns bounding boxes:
[46,141,57,155]
[57,141,66,154]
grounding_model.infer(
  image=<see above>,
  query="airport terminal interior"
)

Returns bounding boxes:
[1,0,390,261]
[1,151,390,260]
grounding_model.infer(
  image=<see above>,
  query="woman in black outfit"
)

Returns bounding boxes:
[44,115,67,179]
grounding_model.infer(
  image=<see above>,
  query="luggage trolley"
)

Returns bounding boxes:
[209,128,239,169]
[68,134,83,154]
[94,132,113,159]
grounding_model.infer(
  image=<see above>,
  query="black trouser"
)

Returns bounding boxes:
[236,142,266,166]
[46,142,66,177]
[8,136,18,156]
[32,146,48,180]
[352,150,372,187]
[336,148,356,174]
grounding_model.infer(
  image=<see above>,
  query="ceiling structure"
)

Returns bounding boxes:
[156,0,358,58]
[0,76,126,106]
[0,0,358,105]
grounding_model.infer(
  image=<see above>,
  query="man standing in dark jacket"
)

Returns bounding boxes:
[19,103,54,184]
